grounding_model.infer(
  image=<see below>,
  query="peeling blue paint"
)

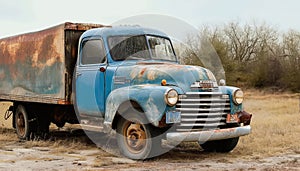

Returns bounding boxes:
[113,62,213,93]
[104,85,171,127]
[75,26,245,128]
[0,58,64,96]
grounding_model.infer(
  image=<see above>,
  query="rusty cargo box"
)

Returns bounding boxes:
[0,22,105,104]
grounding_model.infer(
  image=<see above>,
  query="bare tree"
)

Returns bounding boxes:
[280,30,300,91]
[180,21,299,91]
[223,22,278,63]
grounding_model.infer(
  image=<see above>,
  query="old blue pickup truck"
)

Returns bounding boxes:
[0,22,251,159]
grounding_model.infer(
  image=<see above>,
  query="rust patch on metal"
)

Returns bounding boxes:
[0,25,64,96]
[0,24,63,65]
[158,114,167,127]
[214,127,235,133]
[139,68,147,77]
[64,22,109,31]
[0,22,105,104]
[226,113,239,123]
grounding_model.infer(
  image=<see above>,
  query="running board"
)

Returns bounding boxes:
[79,117,105,132]
[80,124,104,132]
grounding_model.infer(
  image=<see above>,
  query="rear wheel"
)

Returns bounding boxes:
[116,110,162,159]
[15,105,31,140]
[199,137,239,152]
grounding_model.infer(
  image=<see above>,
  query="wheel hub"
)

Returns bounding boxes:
[16,113,25,136]
[125,123,146,152]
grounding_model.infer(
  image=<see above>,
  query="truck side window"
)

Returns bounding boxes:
[81,39,106,65]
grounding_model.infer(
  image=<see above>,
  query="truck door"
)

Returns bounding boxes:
[75,38,106,117]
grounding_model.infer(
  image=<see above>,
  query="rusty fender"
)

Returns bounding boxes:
[104,85,180,127]
[166,125,251,145]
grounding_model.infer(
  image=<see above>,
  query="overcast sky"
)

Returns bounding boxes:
[0,0,300,38]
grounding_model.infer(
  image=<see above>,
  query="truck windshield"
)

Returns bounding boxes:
[108,35,176,61]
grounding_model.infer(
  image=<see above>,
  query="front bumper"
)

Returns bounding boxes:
[166,125,251,145]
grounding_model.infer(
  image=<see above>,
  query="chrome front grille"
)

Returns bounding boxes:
[176,92,230,131]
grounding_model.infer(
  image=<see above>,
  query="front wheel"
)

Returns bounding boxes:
[116,111,162,160]
[199,137,239,152]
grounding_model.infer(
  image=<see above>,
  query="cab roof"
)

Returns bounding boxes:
[81,26,169,39]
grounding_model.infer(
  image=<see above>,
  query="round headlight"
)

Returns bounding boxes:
[233,89,244,105]
[165,89,178,106]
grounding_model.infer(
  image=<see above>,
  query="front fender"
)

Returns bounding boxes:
[104,85,175,127]
[219,86,243,114]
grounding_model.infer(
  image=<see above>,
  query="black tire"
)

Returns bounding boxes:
[116,110,163,160]
[15,105,30,140]
[199,137,239,153]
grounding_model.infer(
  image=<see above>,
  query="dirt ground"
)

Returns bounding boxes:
[0,91,299,171]
[0,128,299,171]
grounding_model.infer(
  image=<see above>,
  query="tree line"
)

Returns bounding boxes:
[180,21,300,92]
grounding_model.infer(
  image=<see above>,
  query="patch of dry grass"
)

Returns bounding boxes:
[0,102,13,128]
[236,90,300,158]
[0,128,18,146]
[22,131,98,152]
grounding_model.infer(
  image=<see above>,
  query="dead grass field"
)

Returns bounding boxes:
[237,90,300,158]
[0,90,299,170]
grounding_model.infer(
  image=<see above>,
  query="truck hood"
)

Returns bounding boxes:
[113,62,217,92]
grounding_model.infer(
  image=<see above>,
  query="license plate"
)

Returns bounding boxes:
[166,111,181,124]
